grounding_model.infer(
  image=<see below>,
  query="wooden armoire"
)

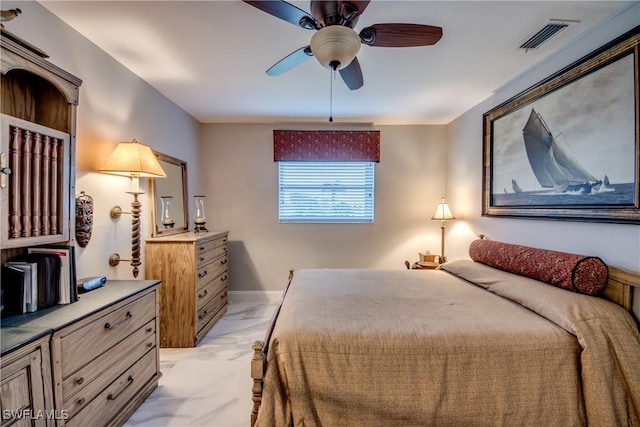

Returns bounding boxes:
[1,30,81,260]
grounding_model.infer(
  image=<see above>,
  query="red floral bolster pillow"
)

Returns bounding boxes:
[468,239,608,295]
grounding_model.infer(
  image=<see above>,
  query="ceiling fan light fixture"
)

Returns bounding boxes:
[310,25,361,70]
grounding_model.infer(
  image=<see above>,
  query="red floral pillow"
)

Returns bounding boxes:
[468,239,608,296]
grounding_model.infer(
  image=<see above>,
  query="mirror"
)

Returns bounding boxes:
[150,152,189,237]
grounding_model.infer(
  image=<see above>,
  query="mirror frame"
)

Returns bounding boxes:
[149,151,189,237]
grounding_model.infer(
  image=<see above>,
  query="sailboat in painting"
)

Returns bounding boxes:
[522,109,602,194]
[512,178,523,193]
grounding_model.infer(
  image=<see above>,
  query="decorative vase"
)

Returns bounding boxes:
[194,195,208,233]
[160,196,175,228]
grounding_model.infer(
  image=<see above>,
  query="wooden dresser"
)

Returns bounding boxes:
[145,231,229,348]
[0,281,160,427]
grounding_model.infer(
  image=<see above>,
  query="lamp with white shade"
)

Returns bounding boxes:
[431,197,455,263]
[100,139,166,277]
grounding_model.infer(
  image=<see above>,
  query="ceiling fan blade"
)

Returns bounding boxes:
[266,46,314,76]
[242,1,318,30]
[339,57,364,90]
[360,23,443,47]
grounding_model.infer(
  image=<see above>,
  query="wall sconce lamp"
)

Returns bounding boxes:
[100,139,166,277]
[431,197,455,263]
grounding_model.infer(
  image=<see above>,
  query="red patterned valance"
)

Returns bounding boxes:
[273,130,380,162]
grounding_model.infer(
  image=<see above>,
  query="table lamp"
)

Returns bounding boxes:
[431,197,455,263]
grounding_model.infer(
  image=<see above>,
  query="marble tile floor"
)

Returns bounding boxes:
[123,300,280,427]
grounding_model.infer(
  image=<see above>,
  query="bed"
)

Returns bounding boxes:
[250,240,640,426]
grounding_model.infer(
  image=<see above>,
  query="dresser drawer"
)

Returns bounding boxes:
[197,253,227,289]
[64,349,157,427]
[196,255,228,292]
[195,237,227,268]
[197,288,227,333]
[62,319,156,410]
[59,292,156,379]
[196,277,217,309]
[196,273,228,311]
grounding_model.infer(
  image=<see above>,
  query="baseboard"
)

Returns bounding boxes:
[228,290,283,303]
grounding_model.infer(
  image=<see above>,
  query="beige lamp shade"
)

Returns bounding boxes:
[100,139,166,278]
[99,139,166,178]
[432,198,455,220]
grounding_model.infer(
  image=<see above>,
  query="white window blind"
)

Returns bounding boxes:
[278,161,375,223]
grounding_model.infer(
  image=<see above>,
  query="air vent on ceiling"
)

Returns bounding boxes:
[519,19,578,51]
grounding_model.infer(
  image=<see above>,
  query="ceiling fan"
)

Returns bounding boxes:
[242,0,443,90]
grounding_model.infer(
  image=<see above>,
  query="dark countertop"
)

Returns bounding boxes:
[1,280,159,356]
[1,326,52,356]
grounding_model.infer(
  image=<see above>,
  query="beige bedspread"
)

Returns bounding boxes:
[255,265,640,426]
[442,260,640,426]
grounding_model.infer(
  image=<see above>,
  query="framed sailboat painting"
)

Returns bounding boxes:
[482,25,639,224]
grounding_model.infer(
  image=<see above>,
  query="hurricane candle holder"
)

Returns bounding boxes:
[160,196,175,228]
[194,195,208,233]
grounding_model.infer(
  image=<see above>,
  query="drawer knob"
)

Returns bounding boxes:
[220,259,227,265]
[105,311,132,330]
[146,342,153,349]
[199,246,205,251]
[76,377,84,385]
[221,275,228,281]
[199,270,208,279]
[77,397,85,406]
[107,375,134,401]
[146,326,153,333]
[198,289,208,299]
[199,257,205,262]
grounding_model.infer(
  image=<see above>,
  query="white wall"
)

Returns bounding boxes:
[446,4,640,318]
[201,123,448,290]
[4,1,201,280]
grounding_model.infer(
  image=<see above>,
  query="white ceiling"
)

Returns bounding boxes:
[39,1,632,125]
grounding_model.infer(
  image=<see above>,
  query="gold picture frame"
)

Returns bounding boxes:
[482,26,639,224]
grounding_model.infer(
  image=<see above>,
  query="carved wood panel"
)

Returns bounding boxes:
[1,114,70,249]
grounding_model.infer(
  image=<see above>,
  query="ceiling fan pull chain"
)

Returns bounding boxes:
[329,67,334,122]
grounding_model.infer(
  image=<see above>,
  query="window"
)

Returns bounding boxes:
[278,161,375,223]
